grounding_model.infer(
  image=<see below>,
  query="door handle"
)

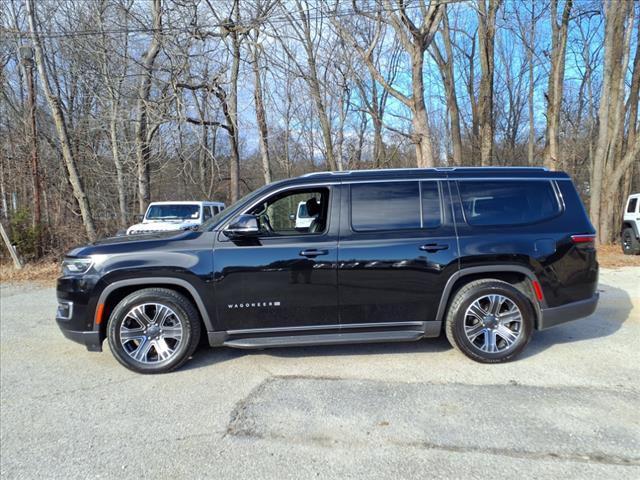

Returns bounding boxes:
[299,249,329,258]
[419,243,449,253]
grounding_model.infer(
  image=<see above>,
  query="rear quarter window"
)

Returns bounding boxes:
[627,198,638,213]
[458,180,560,226]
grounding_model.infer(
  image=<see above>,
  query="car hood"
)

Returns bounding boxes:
[66,230,197,257]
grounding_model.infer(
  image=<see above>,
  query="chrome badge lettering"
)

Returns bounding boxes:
[227,301,281,309]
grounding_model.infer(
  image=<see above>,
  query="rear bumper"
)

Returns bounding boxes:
[538,293,599,330]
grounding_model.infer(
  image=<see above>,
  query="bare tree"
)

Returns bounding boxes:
[26,0,97,241]
[430,5,462,165]
[590,0,637,244]
[331,0,444,167]
[476,0,502,166]
[543,0,573,171]
[134,0,162,213]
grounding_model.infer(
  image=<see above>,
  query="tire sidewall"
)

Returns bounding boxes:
[107,292,195,373]
[452,283,534,362]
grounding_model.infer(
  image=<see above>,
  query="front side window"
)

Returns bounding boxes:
[458,180,560,226]
[627,198,638,213]
[248,188,329,236]
[146,204,200,221]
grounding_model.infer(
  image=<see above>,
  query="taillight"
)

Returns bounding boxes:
[571,234,596,244]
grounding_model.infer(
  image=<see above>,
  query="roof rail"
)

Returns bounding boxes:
[302,166,548,177]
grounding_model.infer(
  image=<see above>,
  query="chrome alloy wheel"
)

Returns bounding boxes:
[119,303,184,364]
[463,294,523,353]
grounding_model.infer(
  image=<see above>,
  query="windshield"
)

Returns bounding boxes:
[146,204,200,221]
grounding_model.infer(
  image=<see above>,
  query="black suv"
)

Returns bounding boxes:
[56,167,599,373]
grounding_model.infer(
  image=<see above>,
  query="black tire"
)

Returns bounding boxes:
[621,228,640,255]
[445,279,534,363]
[107,288,201,374]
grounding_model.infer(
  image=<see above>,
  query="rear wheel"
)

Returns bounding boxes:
[621,228,640,255]
[107,288,201,374]
[445,279,534,363]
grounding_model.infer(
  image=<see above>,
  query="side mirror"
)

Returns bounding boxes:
[289,213,296,221]
[224,214,260,238]
[134,214,144,222]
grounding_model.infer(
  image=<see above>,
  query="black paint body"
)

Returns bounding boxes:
[56,168,599,352]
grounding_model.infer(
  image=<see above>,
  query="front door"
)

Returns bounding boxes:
[213,185,339,331]
[337,179,459,326]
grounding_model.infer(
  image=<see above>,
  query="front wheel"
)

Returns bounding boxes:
[445,279,534,363]
[107,288,201,374]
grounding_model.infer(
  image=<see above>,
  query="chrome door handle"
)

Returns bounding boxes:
[299,249,329,258]
[419,243,449,253]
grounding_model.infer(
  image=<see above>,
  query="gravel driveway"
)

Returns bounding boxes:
[1,268,639,479]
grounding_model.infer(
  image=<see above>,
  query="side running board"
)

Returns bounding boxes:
[223,330,424,349]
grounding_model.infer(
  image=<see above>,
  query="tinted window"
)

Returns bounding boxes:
[421,181,441,228]
[628,198,638,213]
[351,182,420,231]
[458,180,559,226]
[203,207,212,221]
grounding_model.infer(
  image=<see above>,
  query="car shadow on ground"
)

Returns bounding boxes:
[184,282,634,369]
[523,282,633,358]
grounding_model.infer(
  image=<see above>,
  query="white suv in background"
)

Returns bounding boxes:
[126,201,225,235]
[622,193,640,255]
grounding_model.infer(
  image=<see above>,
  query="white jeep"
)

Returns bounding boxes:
[621,193,640,255]
[126,201,225,235]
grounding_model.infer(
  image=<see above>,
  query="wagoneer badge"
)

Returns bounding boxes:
[228,301,281,309]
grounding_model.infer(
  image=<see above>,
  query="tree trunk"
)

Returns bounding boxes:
[432,8,462,165]
[110,107,127,229]
[477,0,501,166]
[526,2,536,165]
[228,5,241,202]
[26,0,96,241]
[544,0,573,171]
[251,40,272,184]
[589,0,635,244]
[135,0,162,213]
[411,47,435,168]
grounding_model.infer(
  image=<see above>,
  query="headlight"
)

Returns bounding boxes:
[62,257,93,275]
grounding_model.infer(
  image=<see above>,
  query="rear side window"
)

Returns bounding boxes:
[628,198,638,213]
[350,181,442,231]
[351,182,420,231]
[458,180,560,226]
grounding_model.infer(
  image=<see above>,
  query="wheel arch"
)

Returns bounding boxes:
[436,265,544,327]
[94,278,213,339]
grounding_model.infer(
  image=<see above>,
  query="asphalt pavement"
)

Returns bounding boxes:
[1,267,639,479]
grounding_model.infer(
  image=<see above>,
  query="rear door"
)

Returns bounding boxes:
[337,178,459,326]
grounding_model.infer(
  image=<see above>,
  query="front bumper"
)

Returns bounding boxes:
[56,275,103,352]
[538,293,599,330]
[57,325,103,352]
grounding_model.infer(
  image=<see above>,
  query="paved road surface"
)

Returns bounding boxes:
[1,268,639,479]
